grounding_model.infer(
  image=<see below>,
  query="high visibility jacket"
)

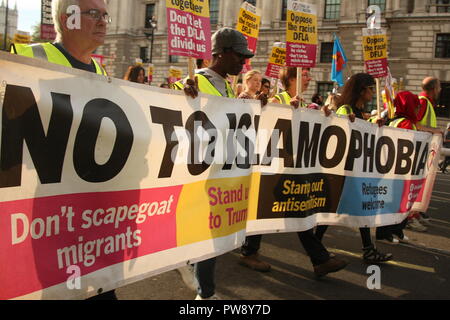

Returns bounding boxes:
[336,104,353,115]
[389,117,417,131]
[274,91,307,107]
[11,43,107,76]
[174,73,235,98]
[368,115,378,123]
[418,96,437,128]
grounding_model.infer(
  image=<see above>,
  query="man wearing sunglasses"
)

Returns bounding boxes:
[11,0,108,76]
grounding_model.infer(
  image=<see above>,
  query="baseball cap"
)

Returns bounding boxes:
[211,27,255,58]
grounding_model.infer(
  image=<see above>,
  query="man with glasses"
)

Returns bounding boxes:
[11,0,109,75]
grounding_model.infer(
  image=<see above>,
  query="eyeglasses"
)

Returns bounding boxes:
[81,9,112,24]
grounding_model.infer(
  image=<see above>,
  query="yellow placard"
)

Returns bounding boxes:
[169,66,183,78]
[13,34,31,44]
[166,0,210,18]
[236,8,261,38]
[362,34,388,61]
[286,10,317,45]
[269,46,286,66]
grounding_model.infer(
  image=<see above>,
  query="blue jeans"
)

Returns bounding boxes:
[194,258,216,298]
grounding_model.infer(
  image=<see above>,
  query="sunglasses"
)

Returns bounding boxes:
[81,9,112,24]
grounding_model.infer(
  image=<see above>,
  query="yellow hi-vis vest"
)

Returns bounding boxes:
[173,74,235,98]
[389,117,417,131]
[418,96,437,128]
[11,43,107,76]
[274,91,308,107]
[336,104,353,115]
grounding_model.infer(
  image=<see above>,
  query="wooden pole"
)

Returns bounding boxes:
[188,57,195,80]
[376,77,381,116]
[297,67,303,103]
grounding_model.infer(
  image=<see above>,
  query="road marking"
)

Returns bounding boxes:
[328,248,435,274]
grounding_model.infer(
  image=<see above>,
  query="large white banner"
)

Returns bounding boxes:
[0,52,440,299]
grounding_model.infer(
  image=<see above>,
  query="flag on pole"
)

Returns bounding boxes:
[331,34,347,87]
[384,68,396,119]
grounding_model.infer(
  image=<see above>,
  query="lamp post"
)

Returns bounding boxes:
[3,0,9,51]
[144,17,157,63]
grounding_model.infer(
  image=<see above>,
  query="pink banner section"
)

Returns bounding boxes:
[286,43,317,68]
[399,178,426,213]
[365,59,388,78]
[167,8,212,59]
[241,35,257,74]
[0,186,182,300]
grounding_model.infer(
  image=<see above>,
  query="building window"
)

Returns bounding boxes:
[245,0,256,5]
[436,33,450,58]
[437,0,450,13]
[140,47,149,63]
[281,0,288,21]
[317,82,334,100]
[145,4,155,28]
[368,0,386,11]
[210,0,220,24]
[324,0,341,20]
[320,42,334,63]
[169,55,179,63]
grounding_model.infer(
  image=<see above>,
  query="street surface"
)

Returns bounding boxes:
[116,172,450,300]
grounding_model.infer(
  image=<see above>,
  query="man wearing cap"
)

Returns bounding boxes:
[174,27,254,300]
[175,27,254,99]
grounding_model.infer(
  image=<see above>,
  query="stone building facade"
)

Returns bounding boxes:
[0,0,18,40]
[98,0,450,118]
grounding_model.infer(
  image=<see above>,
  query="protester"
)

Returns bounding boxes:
[124,65,146,83]
[11,0,117,299]
[411,77,444,224]
[439,123,450,173]
[376,91,422,243]
[238,65,348,277]
[315,73,393,264]
[238,70,268,105]
[308,93,324,110]
[196,58,211,70]
[259,78,271,96]
[270,67,311,108]
[12,0,108,76]
[174,27,255,300]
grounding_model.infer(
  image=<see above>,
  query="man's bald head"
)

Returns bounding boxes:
[422,77,440,91]
[422,77,441,100]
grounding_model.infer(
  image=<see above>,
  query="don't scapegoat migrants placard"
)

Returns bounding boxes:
[0,53,441,299]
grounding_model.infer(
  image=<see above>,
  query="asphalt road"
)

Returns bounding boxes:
[116,171,450,300]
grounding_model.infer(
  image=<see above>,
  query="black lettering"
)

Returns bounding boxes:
[236,113,253,169]
[296,122,321,168]
[261,119,293,167]
[415,143,428,176]
[0,85,73,188]
[344,130,363,171]
[363,133,375,172]
[150,106,183,178]
[319,126,346,168]
[185,111,216,176]
[395,139,414,175]
[222,114,236,170]
[375,136,395,174]
[411,141,422,176]
[73,99,133,182]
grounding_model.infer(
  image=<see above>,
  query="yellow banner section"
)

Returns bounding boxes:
[176,176,252,246]
[236,8,261,38]
[286,10,317,44]
[362,34,388,61]
[166,0,210,18]
[269,46,286,66]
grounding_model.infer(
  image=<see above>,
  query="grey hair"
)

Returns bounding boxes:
[52,0,80,42]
